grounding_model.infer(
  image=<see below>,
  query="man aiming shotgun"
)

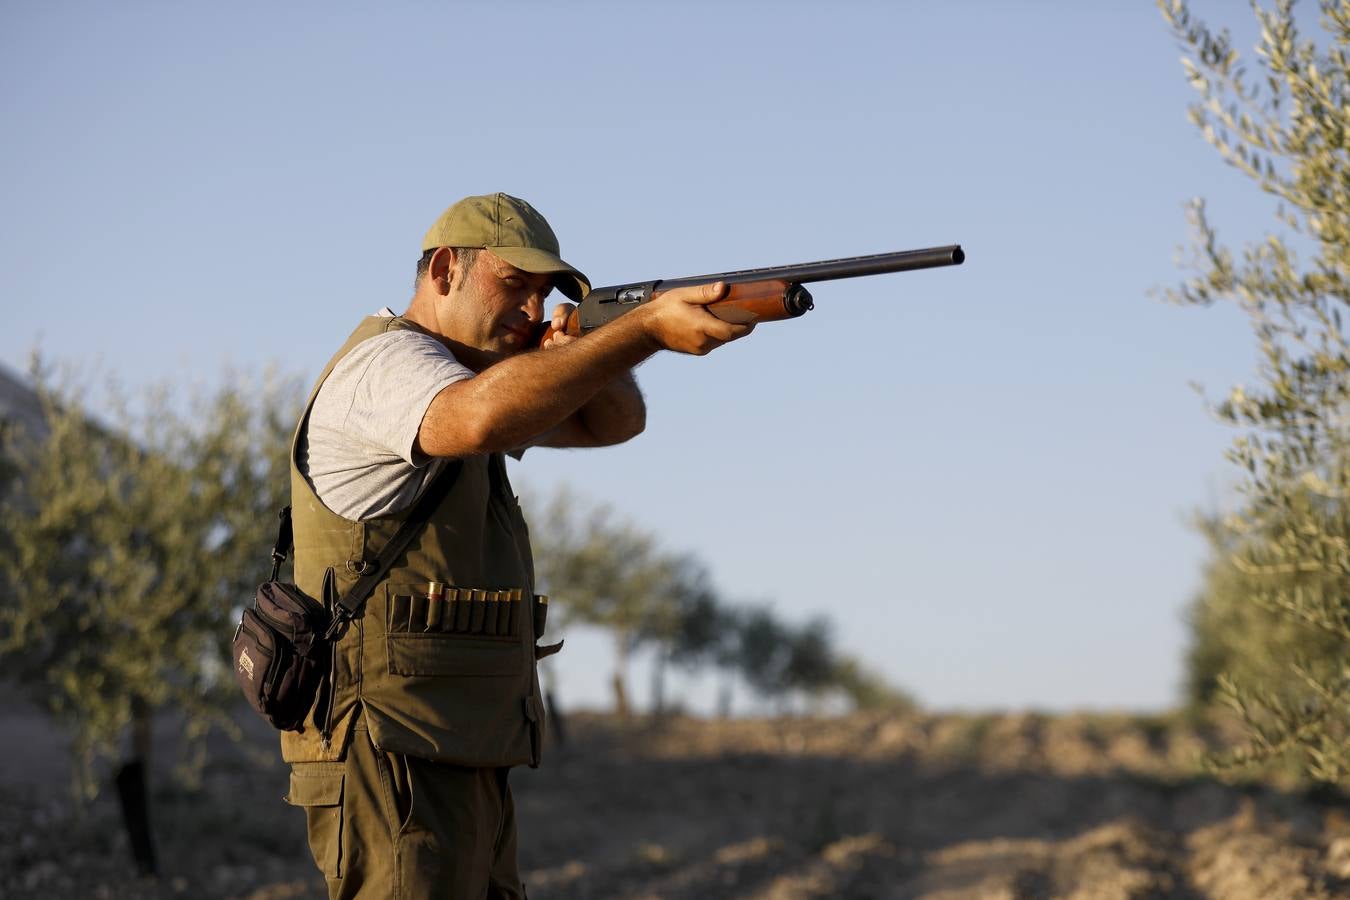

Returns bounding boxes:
[280,192,961,898]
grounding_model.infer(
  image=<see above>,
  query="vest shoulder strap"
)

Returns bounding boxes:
[323,458,463,637]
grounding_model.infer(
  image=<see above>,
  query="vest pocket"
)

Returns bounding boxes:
[386,634,522,677]
[368,583,535,767]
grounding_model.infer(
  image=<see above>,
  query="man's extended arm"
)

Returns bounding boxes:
[524,369,645,450]
[415,282,748,459]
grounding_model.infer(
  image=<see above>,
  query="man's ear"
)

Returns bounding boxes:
[429,247,459,295]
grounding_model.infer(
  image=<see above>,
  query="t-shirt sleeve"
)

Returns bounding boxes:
[318,329,473,466]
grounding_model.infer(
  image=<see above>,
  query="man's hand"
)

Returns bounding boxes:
[541,303,578,350]
[639,282,756,355]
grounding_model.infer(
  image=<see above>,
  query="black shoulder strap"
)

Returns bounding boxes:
[264,460,463,640]
[326,459,463,634]
[270,507,294,582]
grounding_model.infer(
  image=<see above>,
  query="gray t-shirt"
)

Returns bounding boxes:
[298,309,473,520]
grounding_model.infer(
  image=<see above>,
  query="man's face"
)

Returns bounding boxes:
[440,250,554,357]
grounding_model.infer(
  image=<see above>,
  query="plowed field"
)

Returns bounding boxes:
[3,705,1347,899]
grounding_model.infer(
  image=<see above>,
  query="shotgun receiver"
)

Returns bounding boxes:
[538,244,965,345]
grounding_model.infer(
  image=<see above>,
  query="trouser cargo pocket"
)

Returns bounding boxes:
[285,765,344,879]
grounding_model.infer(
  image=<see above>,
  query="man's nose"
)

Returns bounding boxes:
[524,292,545,323]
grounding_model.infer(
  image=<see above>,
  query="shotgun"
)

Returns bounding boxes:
[537,244,964,346]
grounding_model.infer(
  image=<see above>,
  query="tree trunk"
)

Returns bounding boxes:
[545,688,567,748]
[650,645,669,717]
[718,679,733,719]
[115,697,158,876]
[612,630,630,719]
[539,664,566,748]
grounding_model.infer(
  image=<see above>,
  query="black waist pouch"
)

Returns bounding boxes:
[233,578,331,732]
[232,464,460,739]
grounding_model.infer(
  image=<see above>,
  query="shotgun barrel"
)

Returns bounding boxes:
[656,244,965,291]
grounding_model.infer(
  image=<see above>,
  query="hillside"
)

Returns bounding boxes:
[2,701,1347,899]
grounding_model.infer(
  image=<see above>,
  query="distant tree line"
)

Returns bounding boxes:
[532,491,912,718]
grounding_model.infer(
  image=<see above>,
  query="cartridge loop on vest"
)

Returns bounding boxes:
[384,583,528,638]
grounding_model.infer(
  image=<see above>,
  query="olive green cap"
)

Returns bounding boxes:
[421,193,591,302]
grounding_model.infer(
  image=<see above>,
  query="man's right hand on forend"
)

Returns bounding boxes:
[638,281,756,356]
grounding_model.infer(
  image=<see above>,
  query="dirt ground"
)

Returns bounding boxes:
[2,698,1348,899]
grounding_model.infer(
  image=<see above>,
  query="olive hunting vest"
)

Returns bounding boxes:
[280,314,550,767]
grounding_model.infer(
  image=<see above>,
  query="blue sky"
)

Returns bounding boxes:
[1,1,1281,711]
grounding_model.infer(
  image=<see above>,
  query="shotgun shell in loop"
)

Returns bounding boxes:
[506,588,519,636]
[448,588,466,632]
[484,590,500,636]
[426,582,444,631]
[533,593,548,639]
[494,588,507,636]
[468,589,485,633]
[498,589,513,634]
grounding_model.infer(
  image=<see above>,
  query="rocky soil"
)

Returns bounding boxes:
[2,702,1347,899]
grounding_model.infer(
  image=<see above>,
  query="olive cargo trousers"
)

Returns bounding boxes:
[287,719,524,899]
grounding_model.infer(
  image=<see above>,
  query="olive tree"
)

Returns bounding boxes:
[1162,0,1350,781]
[0,362,297,796]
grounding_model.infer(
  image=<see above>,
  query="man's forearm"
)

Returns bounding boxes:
[419,309,659,457]
[574,370,645,445]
